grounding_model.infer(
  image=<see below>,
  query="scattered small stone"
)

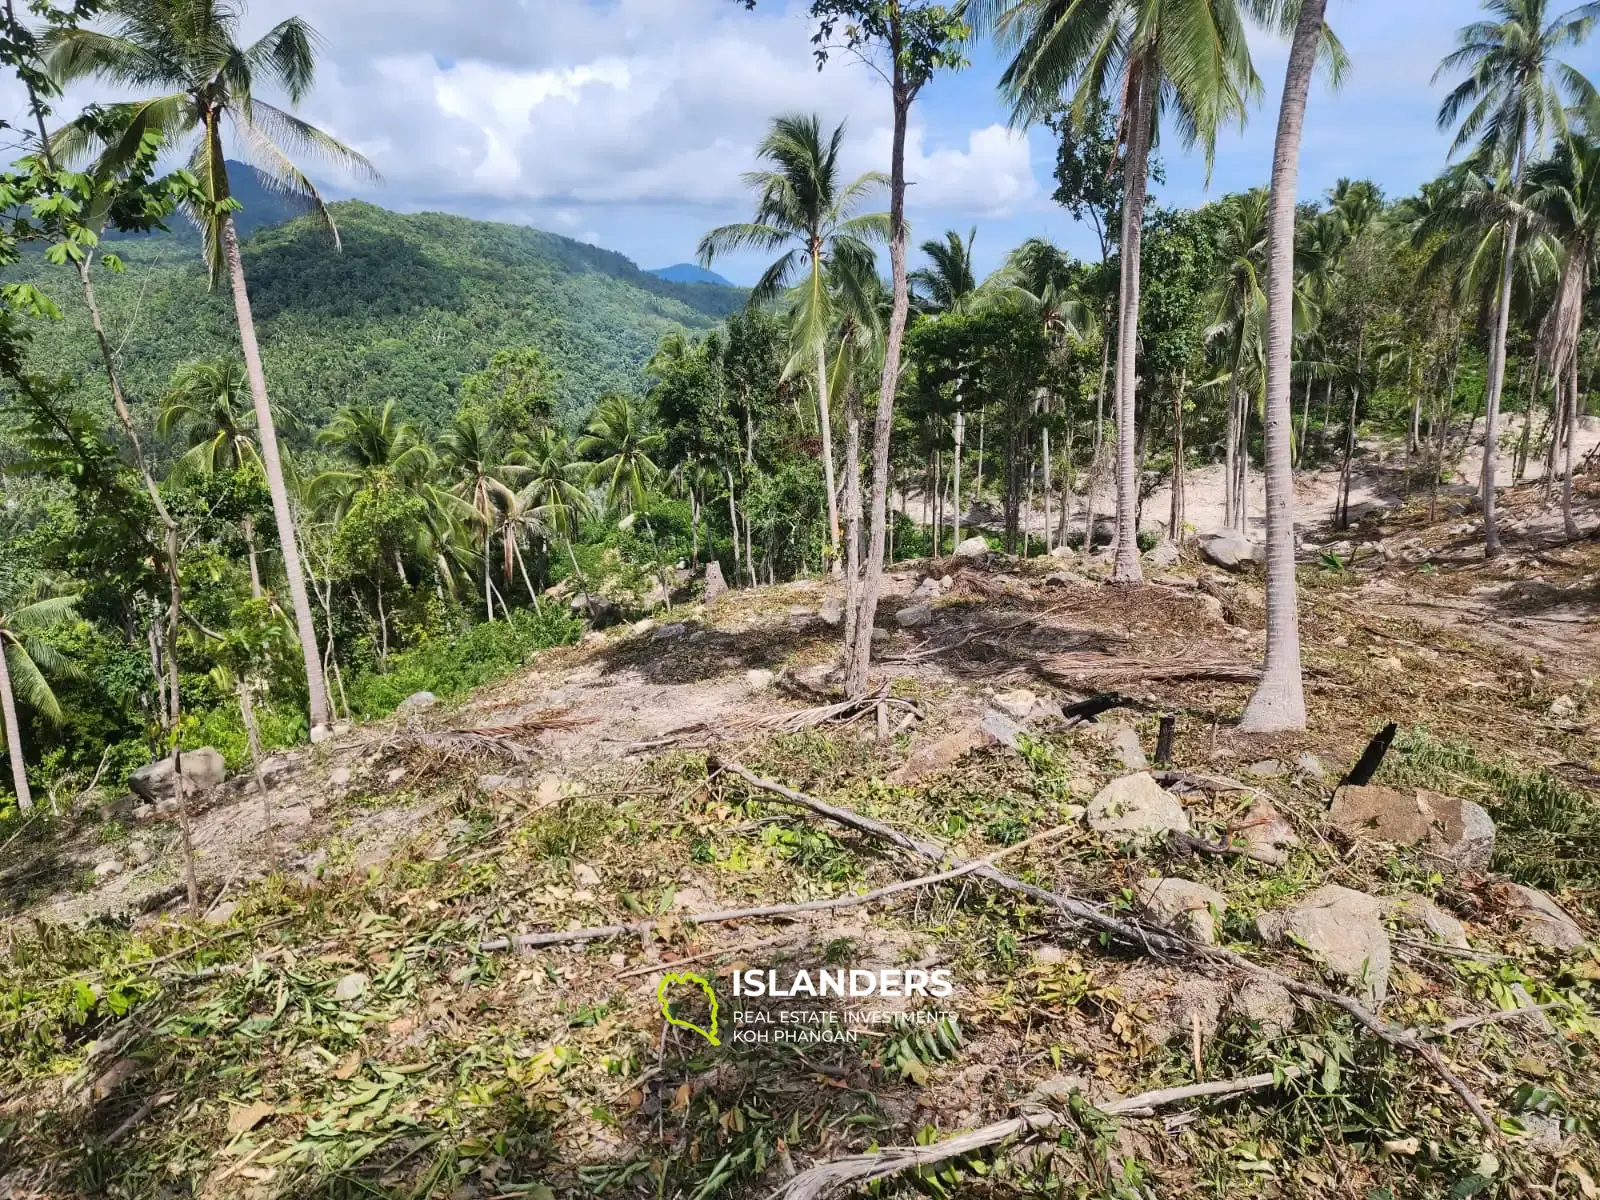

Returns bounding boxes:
[1144,541,1181,568]
[891,726,989,785]
[1234,801,1300,866]
[206,900,238,926]
[652,622,687,641]
[396,691,437,712]
[939,574,954,590]
[1230,979,1297,1036]
[1328,785,1495,874]
[1086,773,1190,841]
[912,578,942,600]
[129,747,226,801]
[572,863,601,888]
[1049,544,1075,560]
[1044,570,1083,587]
[980,707,1028,750]
[895,602,933,628]
[954,536,990,559]
[745,668,775,690]
[1258,885,1391,1007]
[1090,722,1148,771]
[309,724,333,745]
[1246,758,1285,779]
[870,628,889,645]
[1295,752,1327,781]
[154,798,181,819]
[330,766,352,788]
[1031,945,1068,966]
[276,804,313,828]
[1499,883,1588,950]
[1060,804,1086,823]
[1549,694,1579,722]
[536,776,564,807]
[132,804,154,822]
[1117,967,1228,1045]
[384,767,408,787]
[332,723,352,736]
[1385,893,1470,950]
[992,689,1039,722]
[332,972,369,1003]
[632,619,656,638]
[127,840,152,867]
[93,859,123,883]
[1195,593,1227,622]
[819,596,844,627]
[1134,877,1228,944]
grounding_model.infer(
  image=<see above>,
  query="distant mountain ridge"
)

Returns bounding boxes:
[649,263,736,287]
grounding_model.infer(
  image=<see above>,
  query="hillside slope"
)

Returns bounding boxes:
[12,200,746,427]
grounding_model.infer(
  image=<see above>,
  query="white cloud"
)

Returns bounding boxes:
[849,123,1039,217]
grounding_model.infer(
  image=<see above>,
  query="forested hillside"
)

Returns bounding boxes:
[11,198,745,431]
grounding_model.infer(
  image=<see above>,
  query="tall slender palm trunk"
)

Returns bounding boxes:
[1562,357,1581,539]
[1481,172,1523,558]
[0,647,31,812]
[815,338,842,569]
[1111,67,1155,585]
[221,216,330,729]
[1241,0,1325,733]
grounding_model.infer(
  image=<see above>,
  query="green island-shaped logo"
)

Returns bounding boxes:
[657,972,721,1046]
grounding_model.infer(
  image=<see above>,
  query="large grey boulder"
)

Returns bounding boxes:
[1258,885,1391,1007]
[953,536,990,559]
[1197,529,1264,570]
[1134,877,1228,944]
[895,602,933,628]
[129,747,225,802]
[396,691,438,712]
[703,561,728,607]
[1087,773,1190,841]
[1498,883,1587,950]
[1144,541,1181,569]
[1328,786,1495,874]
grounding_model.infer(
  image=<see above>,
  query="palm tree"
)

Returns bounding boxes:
[912,227,978,313]
[1526,132,1600,537]
[579,393,670,608]
[1207,189,1271,533]
[47,0,381,731]
[518,427,593,602]
[697,113,888,568]
[0,569,78,812]
[1240,0,1330,734]
[1434,0,1600,556]
[972,0,1275,585]
[157,357,268,596]
[438,416,524,620]
[311,401,433,511]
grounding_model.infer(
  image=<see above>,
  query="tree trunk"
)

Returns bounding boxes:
[727,469,741,585]
[0,643,31,812]
[953,409,965,550]
[845,34,912,697]
[221,215,329,727]
[974,405,985,502]
[243,513,262,600]
[815,336,842,569]
[1563,355,1580,540]
[1224,373,1241,530]
[1111,66,1154,585]
[1241,0,1323,732]
[237,678,273,864]
[1480,158,1524,558]
[843,384,864,663]
[1042,420,1052,553]
[1169,372,1187,540]
[1338,387,1360,529]
[1516,355,1540,482]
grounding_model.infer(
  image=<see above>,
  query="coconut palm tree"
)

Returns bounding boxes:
[438,416,524,620]
[1207,188,1271,533]
[517,427,593,599]
[1240,0,1331,734]
[697,113,888,568]
[311,401,433,512]
[46,0,381,731]
[0,569,78,812]
[579,393,664,517]
[912,227,978,314]
[157,357,270,596]
[971,0,1285,585]
[1434,0,1600,556]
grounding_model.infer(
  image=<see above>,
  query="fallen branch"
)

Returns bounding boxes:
[882,603,1070,664]
[773,1069,1305,1200]
[1036,653,1258,686]
[1434,1002,1563,1037]
[630,689,922,752]
[714,759,1498,1140]
[383,709,597,764]
[477,822,1072,954]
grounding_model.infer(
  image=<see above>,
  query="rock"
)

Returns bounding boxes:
[1375,654,1404,674]
[1144,541,1181,568]
[1089,722,1148,771]
[1049,544,1075,560]
[895,602,933,628]
[127,840,152,867]
[981,707,1028,750]
[892,726,989,785]
[1258,885,1391,1007]
[1235,801,1300,866]
[132,804,154,822]
[1231,979,1297,1036]
[939,574,954,591]
[332,972,369,1003]
[1295,752,1327,781]
[396,691,437,712]
[1549,694,1579,722]
[333,723,352,736]
[1134,877,1228,944]
[652,622,687,641]
[330,766,352,788]
[1386,893,1470,950]
[129,747,226,802]
[154,798,181,819]
[819,597,844,627]
[1499,883,1587,950]
[1197,529,1264,570]
[993,689,1039,722]
[309,724,333,745]
[1117,967,1228,1046]
[93,859,123,883]
[632,619,656,638]
[1031,945,1068,966]
[1195,593,1226,622]
[276,804,313,828]
[1328,786,1496,874]
[870,628,889,645]
[205,900,238,926]
[1044,570,1083,588]
[703,561,728,607]
[911,577,943,600]
[1246,759,1285,779]
[384,767,408,787]
[954,536,990,559]
[1087,773,1190,841]
[571,863,601,888]
[745,668,775,691]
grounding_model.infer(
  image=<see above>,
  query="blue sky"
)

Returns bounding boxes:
[18,0,1600,284]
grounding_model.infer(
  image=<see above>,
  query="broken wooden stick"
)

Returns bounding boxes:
[773,1068,1306,1200]
[714,758,1498,1139]
[1038,653,1258,686]
[476,823,1073,954]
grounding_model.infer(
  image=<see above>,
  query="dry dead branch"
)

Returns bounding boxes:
[378,708,595,764]
[1034,653,1259,686]
[628,688,921,753]
[713,758,1498,1140]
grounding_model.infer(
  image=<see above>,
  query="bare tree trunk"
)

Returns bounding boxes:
[1516,355,1540,482]
[1111,67,1154,585]
[1224,375,1240,530]
[815,337,842,569]
[243,513,262,600]
[953,409,965,550]
[1563,356,1580,540]
[236,679,273,865]
[1169,372,1187,540]
[1241,0,1323,732]
[974,405,985,501]
[843,385,864,663]
[1480,155,1524,558]
[221,215,329,727]
[0,645,31,811]
[845,31,913,697]
[1042,421,1052,553]
[727,469,741,585]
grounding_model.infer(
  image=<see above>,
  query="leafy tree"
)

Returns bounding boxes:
[911,227,978,313]
[0,565,78,812]
[457,348,557,436]
[48,0,383,727]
